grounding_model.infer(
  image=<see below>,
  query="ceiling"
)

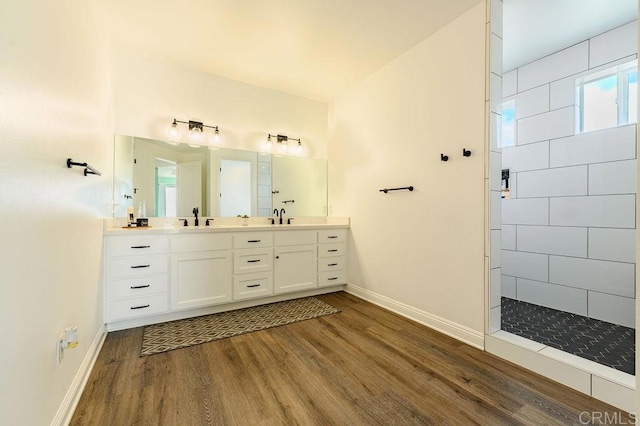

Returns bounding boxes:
[103,0,638,102]
[103,0,482,102]
[503,0,637,72]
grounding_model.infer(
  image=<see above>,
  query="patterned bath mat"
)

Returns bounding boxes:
[141,297,340,356]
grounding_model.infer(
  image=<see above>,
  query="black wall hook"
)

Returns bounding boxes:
[440,154,449,162]
[463,148,471,157]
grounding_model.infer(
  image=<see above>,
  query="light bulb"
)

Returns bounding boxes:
[211,128,221,146]
[295,142,303,156]
[188,126,202,147]
[263,135,273,152]
[279,141,288,154]
[168,119,180,143]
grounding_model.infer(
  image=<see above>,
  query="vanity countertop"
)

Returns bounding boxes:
[104,217,349,236]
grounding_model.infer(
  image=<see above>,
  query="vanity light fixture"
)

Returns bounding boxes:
[168,118,221,148]
[264,134,303,156]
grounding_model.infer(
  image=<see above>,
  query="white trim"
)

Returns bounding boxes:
[51,324,107,426]
[345,283,485,350]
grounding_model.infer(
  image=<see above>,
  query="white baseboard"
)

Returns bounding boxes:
[345,283,484,350]
[51,324,107,426]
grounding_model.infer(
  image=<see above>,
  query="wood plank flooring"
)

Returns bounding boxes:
[71,292,631,425]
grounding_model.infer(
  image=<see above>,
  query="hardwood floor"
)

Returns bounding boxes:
[72,292,630,425]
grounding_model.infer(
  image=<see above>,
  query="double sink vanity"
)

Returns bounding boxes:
[103,218,349,330]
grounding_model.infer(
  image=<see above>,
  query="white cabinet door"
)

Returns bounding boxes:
[274,244,317,294]
[171,250,233,310]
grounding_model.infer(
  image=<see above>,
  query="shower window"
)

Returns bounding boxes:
[577,60,638,133]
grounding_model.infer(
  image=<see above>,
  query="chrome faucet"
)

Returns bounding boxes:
[279,208,286,225]
[193,207,199,226]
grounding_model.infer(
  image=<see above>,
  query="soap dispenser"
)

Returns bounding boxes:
[141,201,147,218]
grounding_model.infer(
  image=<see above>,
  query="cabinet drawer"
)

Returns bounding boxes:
[318,270,346,287]
[233,232,273,249]
[171,233,232,253]
[233,272,273,301]
[106,293,169,321]
[108,255,168,278]
[274,230,316,246]
[318,229,347,244]
[107,275,169,301]
[318,256,346,272]
[234,248,273,274]
[107,236,169,256]
[318,243,346,258]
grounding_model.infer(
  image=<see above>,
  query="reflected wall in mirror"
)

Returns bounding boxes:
[113,135,328,218]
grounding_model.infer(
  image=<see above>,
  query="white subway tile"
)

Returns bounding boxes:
[503,70,517,98]
[501,275,516,298]
[490,112,502,152]
[517,166,587,198]
[550,76,577,110]
[589,228,636,263]
[491,230,501,268]
[517,225,587,257]
[590,21,638,68]
[502,141,549,172]
[502,198,549,225]
[491,0,503,38]
[550,124,637,168]
[490,268,501,308]
[509,172,518,198]
[517,278,588,315]
[517,107,574,145]
[518,42,589,92]
[502,250,549,282]
[490,306,501,333]
[502,224,516,250]
[588,292,635,328]
[588,159,637,195]
[491,73,502,114]
[550,195,635,228]
[257,173,270,185]
[515,85,549,120]
[491,33,503,76]
[592,376,636,414]
[549,256,635,297]
[491,190,502,230]
[490,151,502,191]
[257,185,271,197]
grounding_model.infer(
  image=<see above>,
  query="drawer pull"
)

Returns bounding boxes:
[131,245,151,249]
[131,304,150,310]
[328,249,339,253]
[247,240,261,243]
[131,264,150,269]
[328,236,338,239]
[328,277,338,281]
[247,284,261,288]
[328,263,338,266]
[130,284,150,289]
[247,259,261,263]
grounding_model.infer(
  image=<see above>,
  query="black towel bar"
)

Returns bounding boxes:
[379,186,414,193]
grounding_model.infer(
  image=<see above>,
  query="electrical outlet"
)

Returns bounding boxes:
[57,333,65,365]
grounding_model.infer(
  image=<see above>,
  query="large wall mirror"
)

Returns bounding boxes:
[113,135,328,218]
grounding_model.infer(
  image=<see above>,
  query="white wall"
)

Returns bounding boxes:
[329,3,487,343]
[112,46,329,159]
[0,0,112,424]
[501,21,638,328]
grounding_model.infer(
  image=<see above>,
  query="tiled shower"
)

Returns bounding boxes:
[489,1,637,375]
